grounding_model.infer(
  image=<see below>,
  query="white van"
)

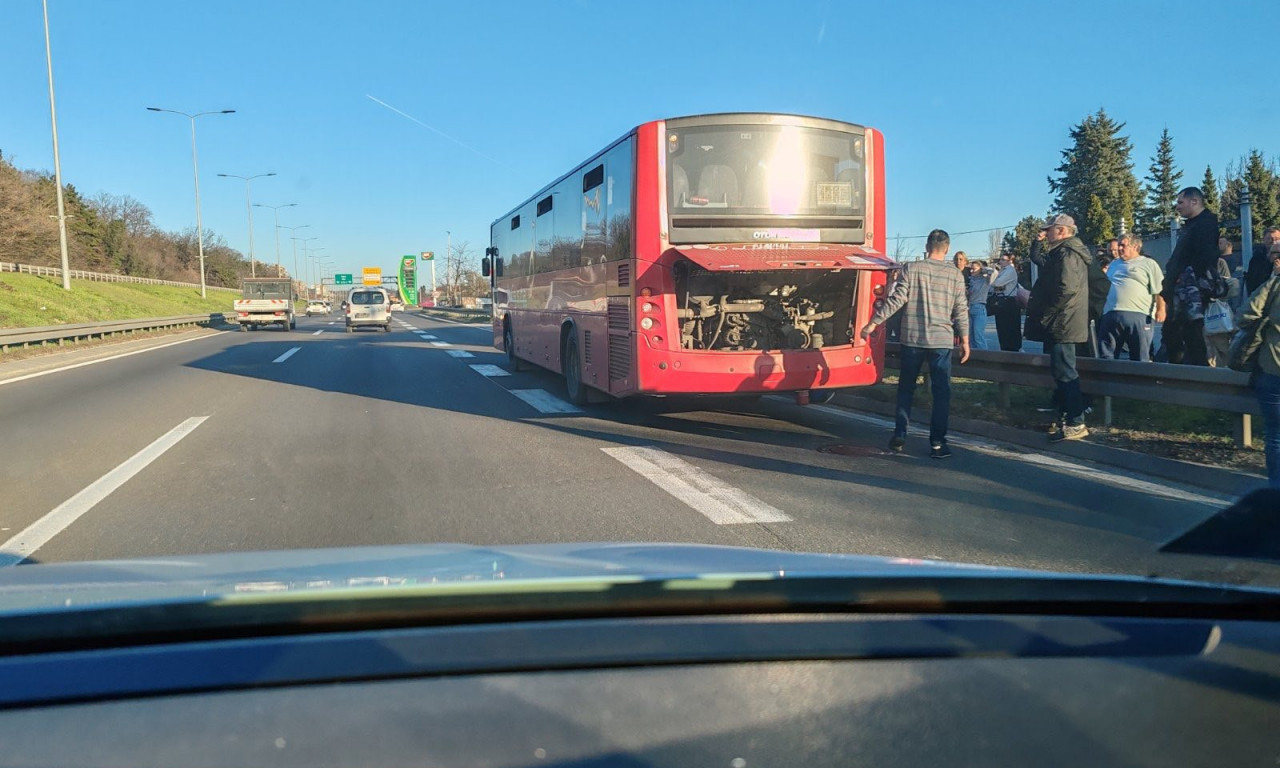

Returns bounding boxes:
[345,288,391,333]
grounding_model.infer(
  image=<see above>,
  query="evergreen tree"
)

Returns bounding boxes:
[1000,215,1043,285]
[1201,165,1219,213]
[1082,194,1114,247]
[1221,150,1280,241]
[1047,108,1141,243]
[1138,128,1182,236]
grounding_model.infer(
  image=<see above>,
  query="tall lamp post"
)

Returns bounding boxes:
[280,225,311,296]
[41,0,71,290]
[146,106,235,298]
[306,247,326,298]
[253,202,297,276]
[296,237,320,296]
[217,172,274,277]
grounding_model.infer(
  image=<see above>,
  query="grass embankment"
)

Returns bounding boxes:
[859,372,1264,473]
[0,274,306,328]
[0,274,239,328]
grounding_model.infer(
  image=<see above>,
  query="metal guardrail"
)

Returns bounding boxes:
[884,342,1259,447]
[0,314,231,353]
[0,261,240,293]
[419,307,491,320]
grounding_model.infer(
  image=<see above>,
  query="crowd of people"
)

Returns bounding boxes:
[867,188,1280,487]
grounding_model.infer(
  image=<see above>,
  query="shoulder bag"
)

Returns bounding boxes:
[1227,277,1280,373]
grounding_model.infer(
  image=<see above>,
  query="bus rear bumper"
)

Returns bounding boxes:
[634,341,883,395]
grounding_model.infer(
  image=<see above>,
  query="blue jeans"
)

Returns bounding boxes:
[1098,310,1151,362]
[1256,371,1280,488]
[968,304,989,350]
[1044,341,1086,426]
[896,346,952,445]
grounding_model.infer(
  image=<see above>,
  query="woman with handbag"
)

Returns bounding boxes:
[1240,245,1280,487]
[989,253,1022,351]
[1204,258,1239,367]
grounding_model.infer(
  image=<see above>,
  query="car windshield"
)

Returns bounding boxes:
[0,0,1277,622]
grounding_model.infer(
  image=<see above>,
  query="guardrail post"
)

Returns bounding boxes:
[1103,396,1113,426]
[1236,414,1253,449]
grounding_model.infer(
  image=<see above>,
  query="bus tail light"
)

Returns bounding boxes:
[872,283,886,297]
[639,287,653,297]
[640,317,657,330]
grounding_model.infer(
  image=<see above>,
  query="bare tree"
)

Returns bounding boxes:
[445,240,474,306]
[88,192,154,237]
[890,234,919,262]
[985,229,1005,261]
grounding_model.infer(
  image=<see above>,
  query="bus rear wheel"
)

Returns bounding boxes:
[504,323,525,371]
[563,335,588,405]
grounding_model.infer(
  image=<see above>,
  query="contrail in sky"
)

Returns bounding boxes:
[365,94,505,167]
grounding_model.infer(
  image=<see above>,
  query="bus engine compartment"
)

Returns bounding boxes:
[673,260,857,351]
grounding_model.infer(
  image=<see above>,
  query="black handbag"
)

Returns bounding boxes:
[1228,277,1280,373]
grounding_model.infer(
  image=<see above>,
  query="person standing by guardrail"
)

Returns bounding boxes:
[1099,233,1164,362]
[1025,214,1091,442]
[1245,227,1280,295]
[989,252,1022,351]
[861,229,970,459]
[1241,247,1280,487]
[1159,187,1222,365]
[965,260,994,351]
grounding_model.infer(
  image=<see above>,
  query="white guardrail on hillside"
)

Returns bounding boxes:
[0,314,232,353]
[0,262,240,293]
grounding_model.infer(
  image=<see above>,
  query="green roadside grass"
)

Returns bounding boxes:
[0,273,240,328]
[860,371,1265,473]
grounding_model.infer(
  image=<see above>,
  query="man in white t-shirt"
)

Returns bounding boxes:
[1098,232,1164,361]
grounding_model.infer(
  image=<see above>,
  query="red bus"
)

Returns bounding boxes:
[485,113,891,404]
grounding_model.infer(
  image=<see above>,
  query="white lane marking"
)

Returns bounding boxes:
[0,417,210,563]
[273,347,301,363]
[418,334,437,339]
[328,321,336,325]
[446,350,475,358]
[312,330,324,336]
[602,446,792,525]
[793,400,1231,507]
[430,341,451,347]
[511,389,582,414]
[0,332,227,388]
[470,364,510,377]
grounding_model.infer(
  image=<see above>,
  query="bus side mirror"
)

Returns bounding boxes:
[496,257,504,277]
[482,257,491,278]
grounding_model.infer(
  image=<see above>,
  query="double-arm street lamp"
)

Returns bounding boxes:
[253,202,298,276]
[217,172,274,277]
[146,106,235,298]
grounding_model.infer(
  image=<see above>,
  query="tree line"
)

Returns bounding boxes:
[1001,109,1279,264]
[0,149,263,287]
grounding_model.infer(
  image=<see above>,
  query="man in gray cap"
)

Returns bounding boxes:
[1024,213,1092,441]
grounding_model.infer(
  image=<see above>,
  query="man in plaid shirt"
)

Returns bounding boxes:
[861,229,970,459]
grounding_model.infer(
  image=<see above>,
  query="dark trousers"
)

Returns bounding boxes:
[1162,314,1208,366]
[1044,341,1086,426]
[1099,310,1151,361]
[1257,371,1280,488]
[993,297,1022,351]
[895,346,952,445]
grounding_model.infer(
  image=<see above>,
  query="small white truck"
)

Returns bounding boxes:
[234,278,296,332]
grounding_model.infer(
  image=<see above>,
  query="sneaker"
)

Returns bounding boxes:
[888,435,906,453]
[930,442,952,459]
[1049,424,1089,442]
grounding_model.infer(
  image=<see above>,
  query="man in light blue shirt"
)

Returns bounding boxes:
[1098,232,1165,361]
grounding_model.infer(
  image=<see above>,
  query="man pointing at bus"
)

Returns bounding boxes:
[861,229,970,459]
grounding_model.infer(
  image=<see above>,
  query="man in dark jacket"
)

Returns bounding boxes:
[1245,226,1280,295]
[1025,213,1091,441]
[1159,187,1221,365]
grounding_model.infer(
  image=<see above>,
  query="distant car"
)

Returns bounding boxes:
[390,300,405,313]
[345,288,391,333]
[305,301,328,317]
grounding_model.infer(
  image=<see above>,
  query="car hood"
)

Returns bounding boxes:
[0,542,1274,615]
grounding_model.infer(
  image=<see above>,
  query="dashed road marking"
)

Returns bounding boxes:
[430,341,451,347]
[602,446,792,525]
[0,417,210,563]
[510,389,582,414]
[312,330,324,336]
[469,364,510,377]
[273,347,301,363]
[446,350,475,358]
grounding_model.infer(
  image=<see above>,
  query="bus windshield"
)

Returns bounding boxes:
[667,124,866,219]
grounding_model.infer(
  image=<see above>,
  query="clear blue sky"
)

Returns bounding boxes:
[2,0,1276,280]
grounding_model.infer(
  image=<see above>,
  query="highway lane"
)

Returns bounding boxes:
[1,310,1274,587]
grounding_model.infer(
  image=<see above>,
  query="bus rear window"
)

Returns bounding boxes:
[667,124,865,218]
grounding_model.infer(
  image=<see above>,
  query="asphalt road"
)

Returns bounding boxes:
[1,311,1274,587]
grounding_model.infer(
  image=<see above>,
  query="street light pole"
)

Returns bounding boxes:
[41,0,71,291]
[254,202,297,276]
[218,172,274,278]
[445,230,452,306]
[280,225,310,297]
[305,245,325,298]
[147,106,235,298]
